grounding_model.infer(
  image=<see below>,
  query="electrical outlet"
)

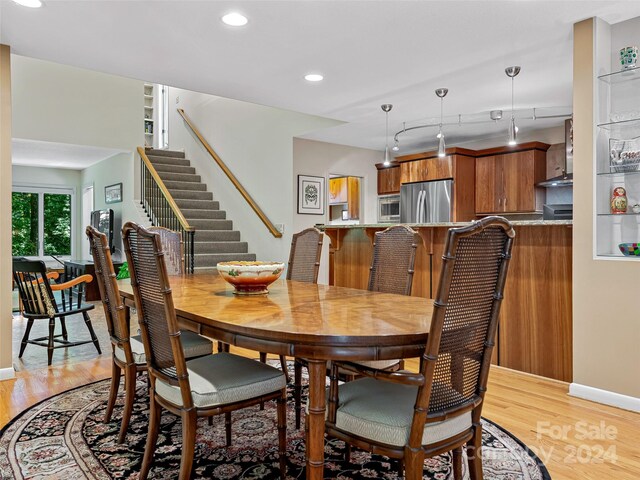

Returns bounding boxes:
[275,224,285,234]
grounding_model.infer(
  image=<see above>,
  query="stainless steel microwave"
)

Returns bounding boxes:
[378,194,400,223]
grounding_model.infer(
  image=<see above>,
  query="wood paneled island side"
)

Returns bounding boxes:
[320,221,573,382]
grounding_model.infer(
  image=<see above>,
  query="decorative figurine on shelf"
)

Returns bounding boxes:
[620,46,638,69]
[633,204,640,214]
[611,186,628,214]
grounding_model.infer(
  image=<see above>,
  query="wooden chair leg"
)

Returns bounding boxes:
[453,446,463,480]
[467,423,484,480]
[259,352,267,410]
[294,359,303,430]
[277,389,287,478]
[403,446,425,480]
[179,409,197,480]
[18,319,34,358]
[279,355,290,383]
[47,318,55,365]
[139,397,162,480]
[104,360,122,423]
[82,311,102,354]
[118,365,137,444]
[345,443,352,462]
[60,317,68,341]
[225,412,232,447]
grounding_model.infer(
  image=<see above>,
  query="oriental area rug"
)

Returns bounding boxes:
[0,362,550,480]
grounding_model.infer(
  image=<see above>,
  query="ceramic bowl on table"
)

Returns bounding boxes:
[217,261,285,294]
[618,243,640,256]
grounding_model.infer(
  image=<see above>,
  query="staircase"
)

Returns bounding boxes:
[144,148,256,269]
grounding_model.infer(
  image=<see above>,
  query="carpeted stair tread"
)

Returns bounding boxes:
[194,241,248,254]
[152,163,196,175]
[147,155,191,167]
[188,219,233,229]
[195,253,257,266]
[193,230,241,242]
[146,148,185,158]
[181,208,225,219]
[175,199,220,210]
[163,180,208,191]
[169,190,214,200]
[157,171,202,183]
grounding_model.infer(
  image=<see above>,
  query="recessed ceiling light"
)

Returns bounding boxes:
[222,12,248,27]
[304,74,324,82]
[13,0,42,7]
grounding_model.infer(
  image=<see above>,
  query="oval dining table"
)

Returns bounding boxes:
[118,273,433,480]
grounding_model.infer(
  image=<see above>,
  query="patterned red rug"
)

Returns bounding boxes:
[0,362,550,479]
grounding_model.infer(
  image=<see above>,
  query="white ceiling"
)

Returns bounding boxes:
[12,138,124,169]
[3,1,640,153]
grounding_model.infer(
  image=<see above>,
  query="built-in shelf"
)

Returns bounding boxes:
[144,94,153,99]
[144,119,154,122]
[597,253,640,259]
[598,67,640,85]
[597,169,640,176]
[597,117,640,136]
[144,106,153,110]
[145,132,153,136]
[597,212,640,216]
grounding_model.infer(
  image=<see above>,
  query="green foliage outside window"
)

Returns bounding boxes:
[12,192,72,257]
[12,192,38,256]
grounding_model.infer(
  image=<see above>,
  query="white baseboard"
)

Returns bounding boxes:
[0,367,15,382]
[569,383,640,413]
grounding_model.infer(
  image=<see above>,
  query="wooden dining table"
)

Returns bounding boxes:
[117,273,433,480]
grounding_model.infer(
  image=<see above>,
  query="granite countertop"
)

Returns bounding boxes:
[318,219,572,229]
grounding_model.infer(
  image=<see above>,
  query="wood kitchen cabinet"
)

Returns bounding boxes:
[329,176,360,219]
[376,163,400,195]
[475,143,549,214]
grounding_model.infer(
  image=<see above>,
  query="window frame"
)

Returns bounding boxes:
[12,183,76,261]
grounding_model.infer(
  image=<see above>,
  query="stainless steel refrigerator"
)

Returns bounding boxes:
[400,179,453,223]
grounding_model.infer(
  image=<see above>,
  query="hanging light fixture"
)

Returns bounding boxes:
[381,104,393,166]
[435,88,448,157]
[505,66,521,146]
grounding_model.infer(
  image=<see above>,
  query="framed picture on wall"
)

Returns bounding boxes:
[105,183,123,204]
[297,175,325,215]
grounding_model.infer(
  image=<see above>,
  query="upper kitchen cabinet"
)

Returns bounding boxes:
[328,176,360,220]
[475,142,549,214]
[376,162,401,195]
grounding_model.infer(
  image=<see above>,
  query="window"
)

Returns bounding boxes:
[12,187,74,259]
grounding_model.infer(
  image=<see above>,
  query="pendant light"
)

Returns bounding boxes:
[435,88,448,157]
[505,66,521,146]
[381,104,393,166]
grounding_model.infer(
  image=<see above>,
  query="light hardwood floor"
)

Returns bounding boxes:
[1,349,639,479]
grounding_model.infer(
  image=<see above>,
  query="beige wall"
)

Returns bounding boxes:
[572,18,640,399]
[0,45,13,377]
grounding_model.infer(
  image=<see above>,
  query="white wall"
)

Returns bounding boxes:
[167,88,340,265]
[293,138,381,283]
[11,54,143,152]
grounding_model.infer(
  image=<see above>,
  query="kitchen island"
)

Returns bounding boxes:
[320,220,572,382]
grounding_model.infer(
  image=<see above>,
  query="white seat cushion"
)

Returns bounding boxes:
[155,353,286,408]
[334,377,472,447]
[349,359,401,370]
[114,330,213,365]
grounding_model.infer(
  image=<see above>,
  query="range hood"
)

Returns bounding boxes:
[537,118,573,188]
[537,171,573,187]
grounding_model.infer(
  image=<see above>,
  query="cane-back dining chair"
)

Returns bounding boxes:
[259,228,324,386]
[147,226,183,275]
[86,226,213,444]
[122,222,287,480]
[293,225,418,429]
[12,259,101,365]
[325,217,515,480]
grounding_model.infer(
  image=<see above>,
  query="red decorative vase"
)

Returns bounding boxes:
[611,186,628,214]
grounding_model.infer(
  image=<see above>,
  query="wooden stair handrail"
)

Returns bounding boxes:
[177,108,283,239]
[137,146,194,232]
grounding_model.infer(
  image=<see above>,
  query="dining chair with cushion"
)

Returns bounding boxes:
[86,225,213,444]
[121,222,287,480]
[147,226,184,275]
[294,225,418,429]
[259,227,324,387]
[325,216,515,480]
[12,259,101,365]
